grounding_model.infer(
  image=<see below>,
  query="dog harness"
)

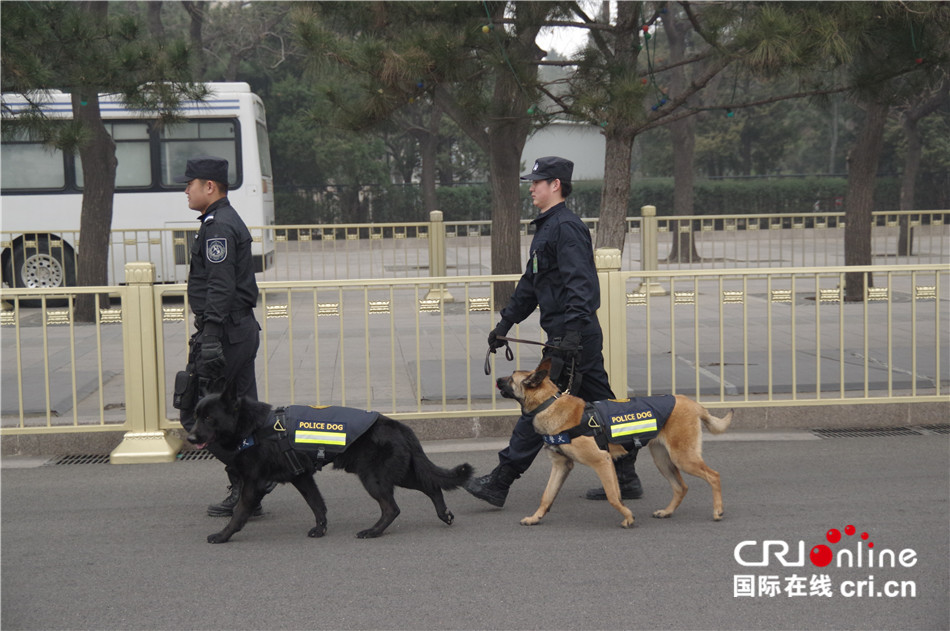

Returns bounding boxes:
[237,405,380,472]
[541,395,676,451]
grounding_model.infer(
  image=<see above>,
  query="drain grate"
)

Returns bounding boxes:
[812,426,931,439]
[177,450,217,461]
[45,451,216,465]
[917,423,950,435]
[46,454,111,465]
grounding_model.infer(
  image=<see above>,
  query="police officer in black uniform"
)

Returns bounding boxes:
[464,156,643,507]
[174,156,264,517]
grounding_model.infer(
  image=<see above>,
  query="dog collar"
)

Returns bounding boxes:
[524,393,561,418]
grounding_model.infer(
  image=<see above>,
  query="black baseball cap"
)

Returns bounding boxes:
[174,156,229,184]
[520,156,573,183]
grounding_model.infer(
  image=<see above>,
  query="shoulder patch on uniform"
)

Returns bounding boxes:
[207,238,228,263]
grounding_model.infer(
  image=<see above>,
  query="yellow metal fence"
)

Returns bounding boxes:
[3,210,946,287]
[2,257,946,463]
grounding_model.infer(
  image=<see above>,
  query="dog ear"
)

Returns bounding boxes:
[523,368,549,389]
[536,357,552,373]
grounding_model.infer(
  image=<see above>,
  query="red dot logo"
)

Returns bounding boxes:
[813,524,875,567]
[810,544,834,567]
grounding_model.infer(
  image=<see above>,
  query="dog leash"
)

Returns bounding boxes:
[482,336,581,395]
[497,335,561,349]
[483,343,514,376]
[484,336,555,376]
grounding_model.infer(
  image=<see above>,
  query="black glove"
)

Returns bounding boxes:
[487,321,512,352]
[557,330,582,357]
[197,334,226,381]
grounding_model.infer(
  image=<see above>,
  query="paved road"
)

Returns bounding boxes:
[2,432,947,630]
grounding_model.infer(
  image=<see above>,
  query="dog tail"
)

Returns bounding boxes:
[701,408,733,435]
[393,420,475,491]
[416,459,475,491]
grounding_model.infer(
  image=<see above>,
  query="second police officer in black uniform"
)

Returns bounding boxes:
[174,156,265,517]
[464,156,643,506]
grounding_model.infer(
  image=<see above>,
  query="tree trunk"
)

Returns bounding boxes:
[419,102,441,215]
[72,89,117,321]
[595,130,635,252]
[488,127,527,307]
[182,1,207,80]
[844,100,888,302]
[897,113,921,256]
[667,114,700,262]
[486,7,542,308]
[663,7,701,263]
[146,2,165,40]
[897,82,947,255]
[593,0,641,254]
[828,98,839,174]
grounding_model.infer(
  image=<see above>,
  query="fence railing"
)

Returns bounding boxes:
[2,257,946,462]
[3,210,946,288]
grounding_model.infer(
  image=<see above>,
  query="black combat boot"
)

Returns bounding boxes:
[584,451,643,500]
[207,467,264,517]
[464,464,520,507]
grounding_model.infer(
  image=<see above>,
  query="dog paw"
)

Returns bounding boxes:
[652,510,672,519]
[356,529,383,539]
[713,510,724,521]
[520,517,540,526]
[308,524,327,538]
[207,532,229,544]
[440,510,454,526]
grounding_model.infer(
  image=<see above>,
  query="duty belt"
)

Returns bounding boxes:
[197,307,254,327]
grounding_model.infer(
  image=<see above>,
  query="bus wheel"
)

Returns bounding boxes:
[2,236,77,306]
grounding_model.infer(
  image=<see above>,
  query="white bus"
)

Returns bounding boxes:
[1,82,275,288]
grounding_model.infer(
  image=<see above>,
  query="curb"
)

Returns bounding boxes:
[2,400,946,459]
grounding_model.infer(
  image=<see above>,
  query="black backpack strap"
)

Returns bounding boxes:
[572,403,608,450]
[273,407,305,476]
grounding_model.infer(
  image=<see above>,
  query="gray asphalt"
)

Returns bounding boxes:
[2,432,948,631]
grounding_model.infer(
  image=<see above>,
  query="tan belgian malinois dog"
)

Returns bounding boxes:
[497,359,733,528]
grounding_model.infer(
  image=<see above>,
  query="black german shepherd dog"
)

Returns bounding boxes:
[187,383,473,542]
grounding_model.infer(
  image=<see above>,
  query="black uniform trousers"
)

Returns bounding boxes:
[497,327,615,474]
[180,311,260,465]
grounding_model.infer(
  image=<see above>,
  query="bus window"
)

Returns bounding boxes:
[257,121,273,178]
[75,122,152,189]
[159,120,240,188]
[0,129,66,191]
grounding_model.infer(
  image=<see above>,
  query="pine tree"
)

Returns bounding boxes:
[1,1,203,320]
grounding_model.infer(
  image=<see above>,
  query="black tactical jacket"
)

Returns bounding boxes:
[187,197,259,336]
[500,202,600,337]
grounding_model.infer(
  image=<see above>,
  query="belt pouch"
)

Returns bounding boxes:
[173,363,198,410]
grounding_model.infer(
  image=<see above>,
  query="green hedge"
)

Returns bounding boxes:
[277,177,913,224]
[570,177,903,217]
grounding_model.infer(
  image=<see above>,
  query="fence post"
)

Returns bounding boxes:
[595,247,629,398]
[425,209,454,303]
[637,204,667,296]
[110,262,182,464]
